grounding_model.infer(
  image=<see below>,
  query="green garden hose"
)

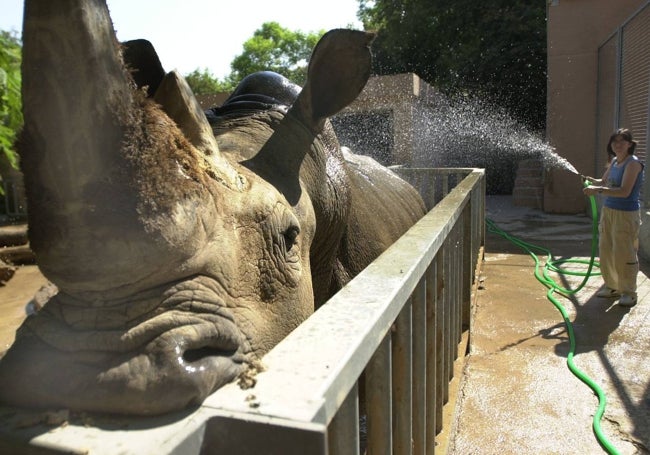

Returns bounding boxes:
[486,190,621,455]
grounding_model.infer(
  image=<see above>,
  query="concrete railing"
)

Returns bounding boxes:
[196,168,486,454]
[2,168,485,455]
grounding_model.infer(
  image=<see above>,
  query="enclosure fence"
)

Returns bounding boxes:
[10,168,486,455]
[194,168,486,454]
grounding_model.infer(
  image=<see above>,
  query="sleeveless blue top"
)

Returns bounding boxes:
[604,155,644,211]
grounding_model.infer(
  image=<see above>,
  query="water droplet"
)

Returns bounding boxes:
[334,91,579,193]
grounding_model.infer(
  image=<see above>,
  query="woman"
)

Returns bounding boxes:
[583,128,644,307]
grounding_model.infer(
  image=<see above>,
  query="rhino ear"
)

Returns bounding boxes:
[122,39,165,97]
[153,70,221,157]
[292,29,375,130]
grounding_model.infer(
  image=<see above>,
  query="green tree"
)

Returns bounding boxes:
[0,30,22,172]
[184,68,234,95]
[229,22,324,86]
[184,22,343,96]
[360,0,547,131]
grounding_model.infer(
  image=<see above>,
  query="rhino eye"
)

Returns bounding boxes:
[258,205,303,300]
[283,225,300,251]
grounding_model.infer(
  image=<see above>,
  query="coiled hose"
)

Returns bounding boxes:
[486,191,621,455]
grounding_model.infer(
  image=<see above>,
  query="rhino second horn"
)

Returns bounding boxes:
[153,70,220,157]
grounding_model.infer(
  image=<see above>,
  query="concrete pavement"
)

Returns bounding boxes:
[447,196,650,454]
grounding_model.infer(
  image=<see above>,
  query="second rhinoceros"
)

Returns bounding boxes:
[0,0,426,415]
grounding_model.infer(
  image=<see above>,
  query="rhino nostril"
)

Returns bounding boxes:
[183,346,237,363]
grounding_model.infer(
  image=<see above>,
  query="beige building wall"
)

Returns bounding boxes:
[545,0,646,213]
[337,73,438,166]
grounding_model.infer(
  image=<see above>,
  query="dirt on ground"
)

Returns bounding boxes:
[0,265,48,354]
[0,223,48,354]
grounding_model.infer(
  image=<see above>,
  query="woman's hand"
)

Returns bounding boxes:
[583,185,602,196]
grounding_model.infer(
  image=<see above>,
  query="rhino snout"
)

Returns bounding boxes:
[0,290,252,415]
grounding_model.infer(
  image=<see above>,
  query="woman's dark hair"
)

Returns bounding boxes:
[607,128,637,156]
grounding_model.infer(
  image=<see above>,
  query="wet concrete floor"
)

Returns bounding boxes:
[448,196,650,454]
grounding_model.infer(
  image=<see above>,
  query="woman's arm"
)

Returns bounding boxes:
[583,160,641,197]
[582,162,611,186]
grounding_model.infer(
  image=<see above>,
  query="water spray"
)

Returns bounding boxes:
[335,90,583,192]
[540,151,580,175]
[487,187,621,455]
[411,94,582,192]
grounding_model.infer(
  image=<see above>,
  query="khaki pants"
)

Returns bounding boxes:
[599,206,640,295]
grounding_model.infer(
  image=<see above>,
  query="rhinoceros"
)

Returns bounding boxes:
[0,0,426,415]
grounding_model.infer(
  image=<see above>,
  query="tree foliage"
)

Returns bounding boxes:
[359,0,547,131]
[0,22,330,172]
[0,30,22,172]
[229,22,324,87]
[184,68,233,94]
[183,22,326,95]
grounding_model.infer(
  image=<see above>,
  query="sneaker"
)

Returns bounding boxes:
[596,287,620,298]
[619,294,637,307]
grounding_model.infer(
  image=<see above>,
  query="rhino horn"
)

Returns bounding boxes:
[20,0,239,293]
[154,71,220,157]
[20,0,137,210]
[153,70,242,184]
[123,37,223,159]
[20,0,133,194]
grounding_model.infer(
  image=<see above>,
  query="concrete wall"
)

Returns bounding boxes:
[335,73,441,166]
[545,0,645,213]
[334,73,520,194]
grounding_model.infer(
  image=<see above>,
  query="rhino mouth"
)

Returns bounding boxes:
[153,308,250,373]
[183,346,237,363]
[0,276,253,415]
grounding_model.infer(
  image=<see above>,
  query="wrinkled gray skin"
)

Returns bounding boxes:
[0,0,426,415]
[207,73,426,308]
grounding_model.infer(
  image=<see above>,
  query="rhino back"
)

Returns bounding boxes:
[333,149,427,291]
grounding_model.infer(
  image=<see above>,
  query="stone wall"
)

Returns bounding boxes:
[512,159,544,209]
